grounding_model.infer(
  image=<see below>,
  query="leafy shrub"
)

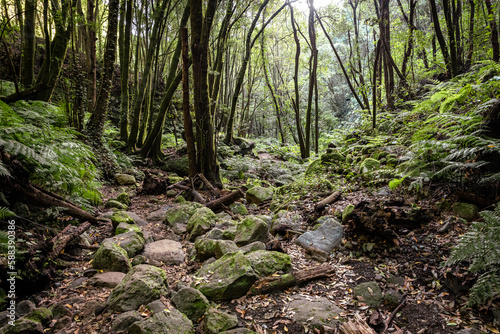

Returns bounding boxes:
[445,203,500,306]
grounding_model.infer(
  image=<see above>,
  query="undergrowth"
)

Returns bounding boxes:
[0,100,102,209]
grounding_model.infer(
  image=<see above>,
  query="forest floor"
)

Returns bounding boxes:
[25,153,499,334]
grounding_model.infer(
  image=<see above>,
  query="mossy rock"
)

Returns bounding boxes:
[451,202,479,221]
[187,207,218,241]
[25,307,52,326]
[342,204,355,224]
[203,307,238,334]
[321,151,346,163]
[229,202,248,215]
[233,216,270,246]
[116,192,131,206]
[114,173,136,186]
[128,309,193,334]
[106,199,128,210]
[108,231,145,258]
[111,211,135,229]
[353,281,383,307]
[164,202,204,230]
[194,252,258,301]
[360,158,381,173]
[245,250,291,277]
[171,287,210,323]
[107,265,169,312]
[162,156,190,177]
[92,240,131,273]
[245,186,273,204]
[115,222,142,236]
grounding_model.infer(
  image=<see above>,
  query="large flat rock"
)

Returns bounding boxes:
[143,239,186,265]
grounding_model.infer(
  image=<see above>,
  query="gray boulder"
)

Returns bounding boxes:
[245,250,291,277]
[92,240,131,273]
[195,239,239,261]
[123,211,148,226]
[452,202,479,221]
[107,265,169,312]
[288,295,342,328]
[296,217,343,254]
[143,239,185,265]
[89,272,126,288]
[111,310,142,333]
[171,287,210,322]
[128,309,193,334]
[194,252,258,300]
[106,199,128,210]
[0,318,43,334]
[239,241,266,254]
[111,211,135,229]
[233,216,270,246]
[115,222,142,236]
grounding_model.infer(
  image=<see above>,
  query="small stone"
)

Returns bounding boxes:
[143,239,186,265]
[353,281,383,307]
[116,192,131,206]
[384,289,404,306]
[147,300,167,314]
[166,190,177,197]
[111,211,135,229]
[451,202,479,221]
[16,300,36,317]
[171,287,210,322]
[89,272,126,288]
[245,186,273,204]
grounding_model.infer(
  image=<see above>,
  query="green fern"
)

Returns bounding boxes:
[0,206,15,219]
[445,203,500,306]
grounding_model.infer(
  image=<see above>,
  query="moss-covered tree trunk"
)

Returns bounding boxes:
[191,0,221,185]
[85,0,120,144]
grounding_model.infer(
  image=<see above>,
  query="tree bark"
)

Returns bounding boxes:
[21,0,36,88]
[119,0,133,142]
[428,0,452,77]
[85,0,120,144]
[182,25,197,179]
[305,0,318,157]
[485,0,500,62]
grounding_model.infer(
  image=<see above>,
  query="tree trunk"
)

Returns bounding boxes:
[442,0,459,75]
[225,0,270,145]
[119,0,133,142]
[140,2,190,162]
[21,0,36,88]
[127,0,169,152]
[289,3,307,159]
[191,0,221,186]
[465,0,475,68]
[485,0,500,62]
[85,0,120,144]
[428,0,452,77]
[181,26,197,178]
[305,0,318,157]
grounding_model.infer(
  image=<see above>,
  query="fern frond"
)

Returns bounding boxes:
[0,206,15,219]
[0,162,10,177]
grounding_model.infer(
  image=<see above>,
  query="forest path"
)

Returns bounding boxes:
[24,166,487,334]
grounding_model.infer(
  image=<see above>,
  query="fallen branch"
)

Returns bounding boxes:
[174,183,206,204]
[206,188,244,211]
[198,173,219,196]
[49,221,91,260]
[315,191,341,210]
[382,295,407,334]
[339,313,377,334]
[247,263,335,296]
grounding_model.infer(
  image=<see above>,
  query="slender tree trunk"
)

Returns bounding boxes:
[442,0,459,75]
[86,0,97,114]
[372,40,381,130]
[21,0,36,88]
[128,0,169,152]
[289,3,307,159]
[465,0,475,68]
[429,0,452,77]
[305,0,318,158]
[261,31,285,145]
[119,0,133,142]
[181,26,197,178]
[485,0,499,62]
[85,0,120,145]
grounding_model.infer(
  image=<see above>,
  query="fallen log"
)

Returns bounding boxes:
[315,191,341,210]
[247,263,335,296]
[206,188,244,211]
[49,221,91,260]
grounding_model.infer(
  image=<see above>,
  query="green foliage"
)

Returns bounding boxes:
[0,99,102,208]
[0,207,15,219]
[446,203,500,306]
[388,176,406,191]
